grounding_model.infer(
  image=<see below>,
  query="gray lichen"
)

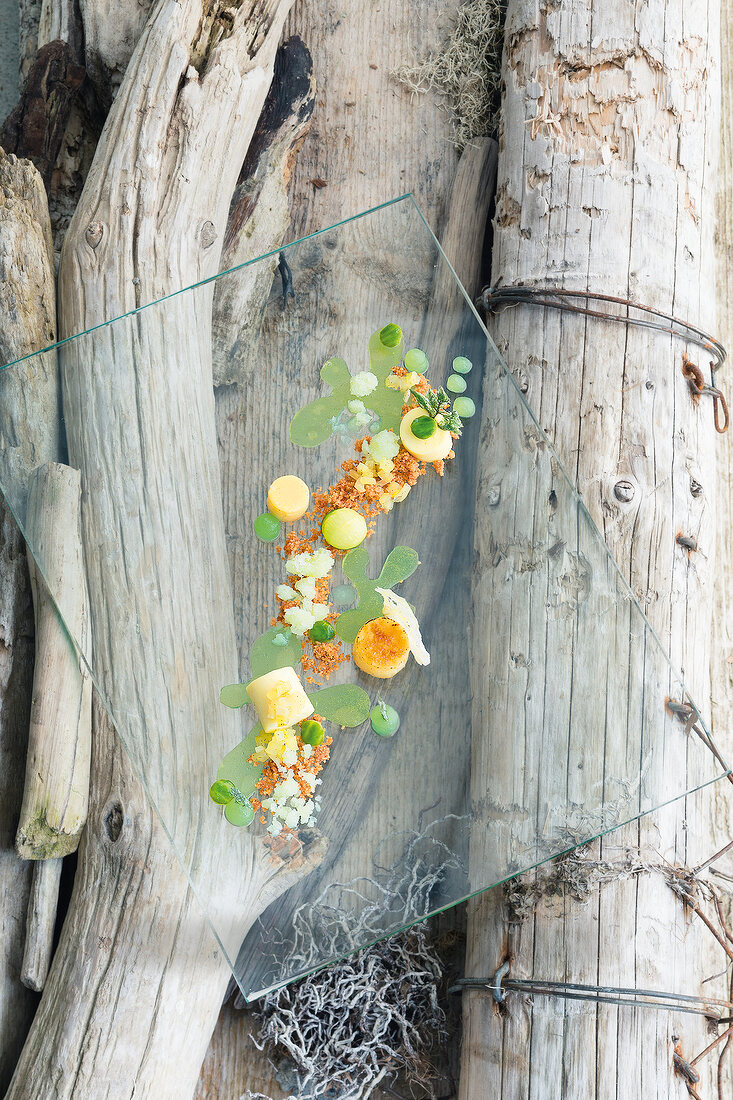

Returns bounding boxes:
[394,1,507,148]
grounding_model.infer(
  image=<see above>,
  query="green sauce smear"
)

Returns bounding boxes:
[335,545,419,644]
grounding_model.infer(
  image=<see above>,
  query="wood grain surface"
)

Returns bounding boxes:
[461,1,731,1097]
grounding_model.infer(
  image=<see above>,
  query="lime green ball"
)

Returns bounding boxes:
[447,374,467,393]
[309,621,336,643]
[452,356,473,374]
[254,512,281,541]
[225,799,255,826]
[209,779,236,805]
[370,703,400,737]
[404,347,428,372]
[379,323,402,348]
[321,508,368,550]
[411,415,436,439]
[300,719,325,745]
[453,396,476,418]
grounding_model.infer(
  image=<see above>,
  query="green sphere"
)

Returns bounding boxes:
[300,719,325,745]
[322,508,368,550]
[453,396,476,418]
[379,323,403,348]
[225,798,255,826]
[452,356,473,374]
[309,621,336,643]
[333,584,356,606]
[370,703,400,737]
[411,415,437,439]
[254,512,281,542]
[447,374,467,393]
[404,347,429,372]
[209,779,236,805]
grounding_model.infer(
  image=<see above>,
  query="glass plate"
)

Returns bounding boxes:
[0,194,728,1000]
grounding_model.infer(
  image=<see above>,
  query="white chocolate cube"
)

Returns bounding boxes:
[246,667,314,733]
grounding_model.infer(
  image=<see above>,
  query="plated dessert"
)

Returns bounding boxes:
[210,324,475,836]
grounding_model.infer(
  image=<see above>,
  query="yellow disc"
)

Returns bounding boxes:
[352,617,410,679]
[399,408,453,462]
[267,475,310,522]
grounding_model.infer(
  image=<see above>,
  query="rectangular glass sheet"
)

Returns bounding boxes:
[0,195,728,1000]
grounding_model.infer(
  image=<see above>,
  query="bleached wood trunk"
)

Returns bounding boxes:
[0,148,60,1093]
[16,462,91,859]
[461,1,729,1096]
[5,3,332,1098]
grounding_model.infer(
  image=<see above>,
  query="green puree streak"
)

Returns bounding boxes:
[289,326,406,447]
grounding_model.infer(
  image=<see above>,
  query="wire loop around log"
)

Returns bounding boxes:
[480,285,727,372]
[449,975,733,1021]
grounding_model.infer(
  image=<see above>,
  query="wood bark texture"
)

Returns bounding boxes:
[21,856,63,991]
[0,149,59,1093]
[212,34,315,385]
[202,0,465,1085]
[16,462,91,860]
[5,3,335,1098]
[1,41,85,188]
[462,1,729,1097]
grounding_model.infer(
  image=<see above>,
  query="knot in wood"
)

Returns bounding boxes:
[486,485,501,507]
[85,221,103,249]
[200,220,217,249]
[690,478,703,498]
[104,801,124,842]
[613,479,635,503]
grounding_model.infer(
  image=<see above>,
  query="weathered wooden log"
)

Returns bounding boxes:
[38,0,83,59]
[0,148,60,1093]
[461,1,726,1096]
[21,856,63,991]
[1,42,85,188]
[5,4,332,1097]
[212,34,315,385]
[16,462,91,860]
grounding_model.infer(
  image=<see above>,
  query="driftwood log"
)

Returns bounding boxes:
[462,1,730,1096]
[0,148,59,1093]
[20,856,63,991]
[4,3,331,1098]
[16,462,91,860]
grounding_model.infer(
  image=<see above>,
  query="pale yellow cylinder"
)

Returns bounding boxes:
[246,667,314,732]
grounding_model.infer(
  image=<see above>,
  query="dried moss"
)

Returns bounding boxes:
[394,0,507,148]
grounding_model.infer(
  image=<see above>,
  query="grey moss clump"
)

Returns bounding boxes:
[253,925,446,1100]
[394,0,506,148]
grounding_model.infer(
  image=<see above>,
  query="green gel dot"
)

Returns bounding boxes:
[300,719,325,745]
[370,702,400,737]
[411,415,437,439]
[309,621,336,643]
[254,512,281,541]
[209,779,236,805]
[452,356,473,374]
[272,631,290,647]
[379,323,402,348]
[447,374,467,393]
[404,347,428,372]
[333,584,356,606]
[453,396,476,418]
[225,798,255,826]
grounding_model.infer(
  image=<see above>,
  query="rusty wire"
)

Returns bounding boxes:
[480,284,729,434]
[682,357,730,434]
[481,285,727,370]
[665,698,733,787]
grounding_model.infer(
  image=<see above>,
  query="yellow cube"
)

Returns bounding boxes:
[246,667,314,733]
